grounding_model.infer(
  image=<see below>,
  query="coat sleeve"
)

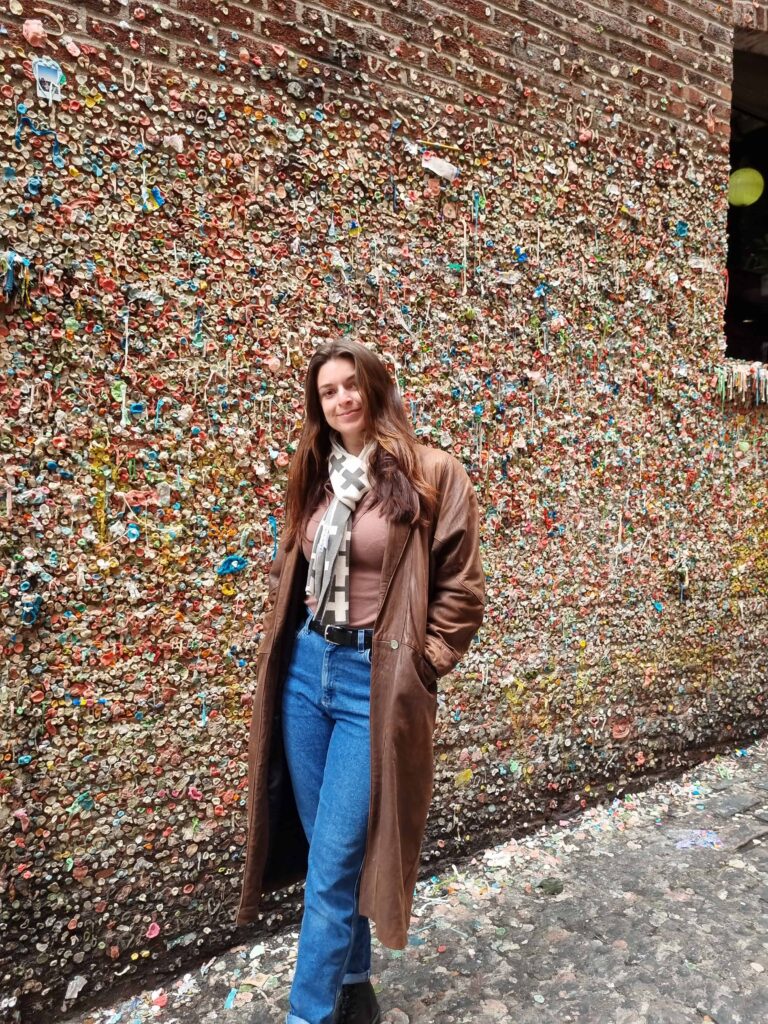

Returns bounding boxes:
[423,459,485,678]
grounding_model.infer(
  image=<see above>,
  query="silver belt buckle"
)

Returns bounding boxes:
[323,623,334,642]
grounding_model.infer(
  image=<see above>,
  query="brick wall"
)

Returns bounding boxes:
[2,0,767,1019]
[6,0,735,134]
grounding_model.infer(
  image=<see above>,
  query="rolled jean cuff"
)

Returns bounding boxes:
[342,969,371,985]
[286,1014,312,1024]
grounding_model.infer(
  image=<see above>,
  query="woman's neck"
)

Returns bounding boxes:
[333,431,367,456]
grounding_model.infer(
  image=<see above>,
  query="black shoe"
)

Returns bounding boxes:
[334,980,381,1024]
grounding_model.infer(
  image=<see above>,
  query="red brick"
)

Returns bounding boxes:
[707,19,731,42]
[424,7,468,37]
[316,0,382,26]
[393,39,430,64]
[260,15,332,55]
[127,3,174,32]
[302,2,336,28]
[466,18,519,52]
[444,0,496,23]
[662,39,729,80]
[237,32,294,68]
[155,9,223,46]
[362,52,404,80]
[330,14,370,46]
[618,17,679,52]
[641,16,682,42]
[176,0,257,32]
[650,0,721,34]
[417,71,463,102]
[485,6,528,39]
[386,0,450,23]
[426,50,457,76]
[378,9,435,45]
[307,61,373,96]
[145,35,173,60]
[45,0,85,24]
[69,0,127,19]
[683,67,727,102]
[85,14,146,54]
[175,41,221,73]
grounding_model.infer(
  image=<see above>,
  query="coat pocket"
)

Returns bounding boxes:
[408,647,437,696]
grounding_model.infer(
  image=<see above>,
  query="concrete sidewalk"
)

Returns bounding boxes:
[65,739,768,1024]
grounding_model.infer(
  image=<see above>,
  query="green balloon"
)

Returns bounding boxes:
[728,168,764,207]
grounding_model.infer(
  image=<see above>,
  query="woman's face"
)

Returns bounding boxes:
[316,357,366,454]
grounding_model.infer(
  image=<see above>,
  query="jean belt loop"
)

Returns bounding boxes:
[357,630,365,654]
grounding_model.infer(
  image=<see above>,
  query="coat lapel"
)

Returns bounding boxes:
[273,544,302,628]
[376,519,410,617]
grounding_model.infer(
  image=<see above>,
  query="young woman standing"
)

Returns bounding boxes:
[236,340,484,1024]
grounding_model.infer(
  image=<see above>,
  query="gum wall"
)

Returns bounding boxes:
[1,0,767,1018]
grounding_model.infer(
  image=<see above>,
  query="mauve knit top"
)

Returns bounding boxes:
[302,487,388,628]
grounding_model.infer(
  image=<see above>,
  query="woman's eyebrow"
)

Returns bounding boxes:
[319,374,357,391]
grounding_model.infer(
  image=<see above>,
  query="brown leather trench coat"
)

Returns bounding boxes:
[235,445,485,948]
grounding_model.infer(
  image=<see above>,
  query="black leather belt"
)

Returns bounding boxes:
[309,619,373,649]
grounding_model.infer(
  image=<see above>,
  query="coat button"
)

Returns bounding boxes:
[390,640,399,649]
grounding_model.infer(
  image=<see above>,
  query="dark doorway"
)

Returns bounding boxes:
[726,39,768,363]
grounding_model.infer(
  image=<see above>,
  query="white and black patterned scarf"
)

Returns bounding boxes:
[306,435,375,626]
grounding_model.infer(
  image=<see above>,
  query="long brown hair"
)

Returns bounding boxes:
[283,340,437,550]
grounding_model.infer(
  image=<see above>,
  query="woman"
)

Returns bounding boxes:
[236,340,484,1024]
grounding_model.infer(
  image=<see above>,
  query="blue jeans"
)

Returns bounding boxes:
[283,612,373,1024]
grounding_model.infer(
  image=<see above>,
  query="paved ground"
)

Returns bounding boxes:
[65,739,768,1024]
